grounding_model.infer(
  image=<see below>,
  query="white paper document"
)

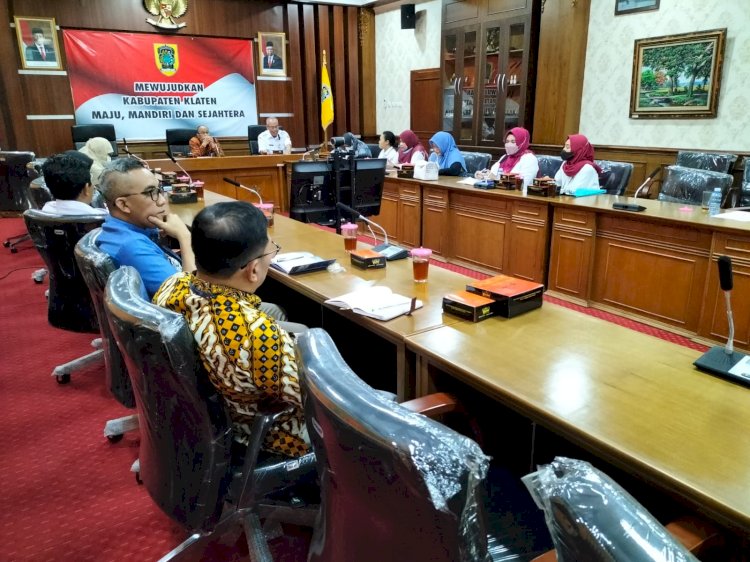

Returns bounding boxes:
[713,211,750,222]
[325,286,423,321]
[271,252,335,275]
[457,177,480,185]
[729,355,750,379]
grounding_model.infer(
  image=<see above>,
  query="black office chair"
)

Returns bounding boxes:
[675,150,737,174]
[460,151,492,174]
[366,143,381,159]
[23,210,106,383]
[595,159,633,195]
[166,128,196,158]
[248,125,267,155]
[525,457,724,561]
[2,151,36,253]
[75,229,139,442]
[71,124,118,156]
[105,266,318,560]
[537,155,563,179]
[297,328,550,562]
[658,165,734,206]
[741,163,750,207]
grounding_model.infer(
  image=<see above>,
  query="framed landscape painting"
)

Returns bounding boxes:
[615,0,659,16]
[629,28,726,119]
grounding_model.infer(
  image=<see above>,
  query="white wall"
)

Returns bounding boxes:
[580,0,750,151]
[374,1,441,135]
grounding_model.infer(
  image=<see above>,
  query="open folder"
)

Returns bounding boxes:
[325,286,423,321]
[271,252,336,275]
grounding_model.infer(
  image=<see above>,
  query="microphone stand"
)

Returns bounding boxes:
[164,152,193,186]
[336,202,407,260]
[633,167,661,199]
[122,138,151,169]
[223,177,263,205]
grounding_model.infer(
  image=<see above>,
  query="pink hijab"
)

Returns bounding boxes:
[562,134,602,177]
[398,130,427,164]
[498,127,533,174]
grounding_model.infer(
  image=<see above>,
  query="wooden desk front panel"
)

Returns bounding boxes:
[548,208,596,299]
[700,233,750,348]
[507,200,550,283]
[591,215,712,331]
[373,181,399,243]
[449,191,512,272]
[422,187,448,256]
[397,181,422,248]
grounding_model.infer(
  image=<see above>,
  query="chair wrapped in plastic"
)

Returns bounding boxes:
[75,229,138,441]
[595,160,633,195]
[537,155,563,179]
[524,457,706,562]
[297,327,550,562]
[460,151,492,175]
[2,150,36,252]
[742,164,750,207]
[676,150,737,174]
[657,165,734,206]
[105,266,317,561]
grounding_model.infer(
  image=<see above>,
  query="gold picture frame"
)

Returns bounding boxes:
[615,0,659,16]
[14,16,63,71]
[257,32,286,77]
[629,28,726,119]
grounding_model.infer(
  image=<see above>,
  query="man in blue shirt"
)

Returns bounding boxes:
[96,158,195,297]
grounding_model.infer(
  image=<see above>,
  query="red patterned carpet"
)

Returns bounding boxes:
[0,216,705,561]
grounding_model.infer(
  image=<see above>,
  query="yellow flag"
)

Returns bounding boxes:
[321,53,334,130]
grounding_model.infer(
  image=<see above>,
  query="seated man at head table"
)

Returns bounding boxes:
[189,124,224,157]
[40,152,108,216]
[153,201,310,457]
[257,117,292,155]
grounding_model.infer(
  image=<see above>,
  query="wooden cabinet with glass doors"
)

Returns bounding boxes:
[442,7,537,148]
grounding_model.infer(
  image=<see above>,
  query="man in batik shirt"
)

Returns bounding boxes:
[154,201,308,457]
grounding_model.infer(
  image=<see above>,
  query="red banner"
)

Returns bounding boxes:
[63,30,257,140]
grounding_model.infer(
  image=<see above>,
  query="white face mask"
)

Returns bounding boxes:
[505,142,519,155]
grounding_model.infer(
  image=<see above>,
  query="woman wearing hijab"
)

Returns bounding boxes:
[485,127,538,192]
[377,131,399,166]
[397,129,428,165]
[343,132,372,158]
[79,137,112,188]
[554,134,602,195]
[428,131,466,176]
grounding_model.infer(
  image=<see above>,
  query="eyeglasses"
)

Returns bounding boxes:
[242,241,281,268]
[121,186,165,202]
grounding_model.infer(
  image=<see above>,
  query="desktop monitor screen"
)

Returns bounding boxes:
[0,151,35,212]
[290,161,336,225]
[352,158,386,217]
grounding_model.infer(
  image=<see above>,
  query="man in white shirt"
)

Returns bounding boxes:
[40,153,108,216]
[257,117,292,155]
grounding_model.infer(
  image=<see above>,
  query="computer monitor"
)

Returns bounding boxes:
[290,160,336,225]
[0,151,35,212]
[351,158,386,217]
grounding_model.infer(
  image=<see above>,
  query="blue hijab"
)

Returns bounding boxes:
[428,132,466,171]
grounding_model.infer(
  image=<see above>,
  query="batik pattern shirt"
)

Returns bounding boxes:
[154,272,309,457]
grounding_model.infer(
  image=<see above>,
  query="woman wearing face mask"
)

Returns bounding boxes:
[554,134,602,195]
[377,131,399,166]
[483,127,538,192]
[397,129,428,165]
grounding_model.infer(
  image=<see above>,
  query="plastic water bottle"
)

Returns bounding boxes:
[708,187,722,217]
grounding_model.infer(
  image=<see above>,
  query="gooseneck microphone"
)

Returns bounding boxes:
[223,177,263,204]
[164,151,193,186]
[336,202,408,260]
[693,255,748,385]
[121,138,150,169]
[718,255,734,355]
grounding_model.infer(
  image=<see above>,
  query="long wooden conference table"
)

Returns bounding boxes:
[176,192,750,538]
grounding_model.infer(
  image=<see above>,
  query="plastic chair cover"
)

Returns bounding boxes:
[23,209,103,332]
[297,328,494,562]
[75,229,133,408]
[658,165,733,205]
[460,151,492,175]
[595,160,633,195]
[28,177,53,209]
[0,151,35,212]
[675,150,737,174]
[537,155,563,179]
[523,457,699,562]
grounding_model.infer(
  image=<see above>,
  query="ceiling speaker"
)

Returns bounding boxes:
[401,4,416,30]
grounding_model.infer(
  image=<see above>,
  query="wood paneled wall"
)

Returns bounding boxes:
[0,0,372,156]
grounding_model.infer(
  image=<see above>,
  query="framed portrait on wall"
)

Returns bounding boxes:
[257,32,286,77]
[629,28,726,119]
[14,16,62,70]
[615,0,660,16]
